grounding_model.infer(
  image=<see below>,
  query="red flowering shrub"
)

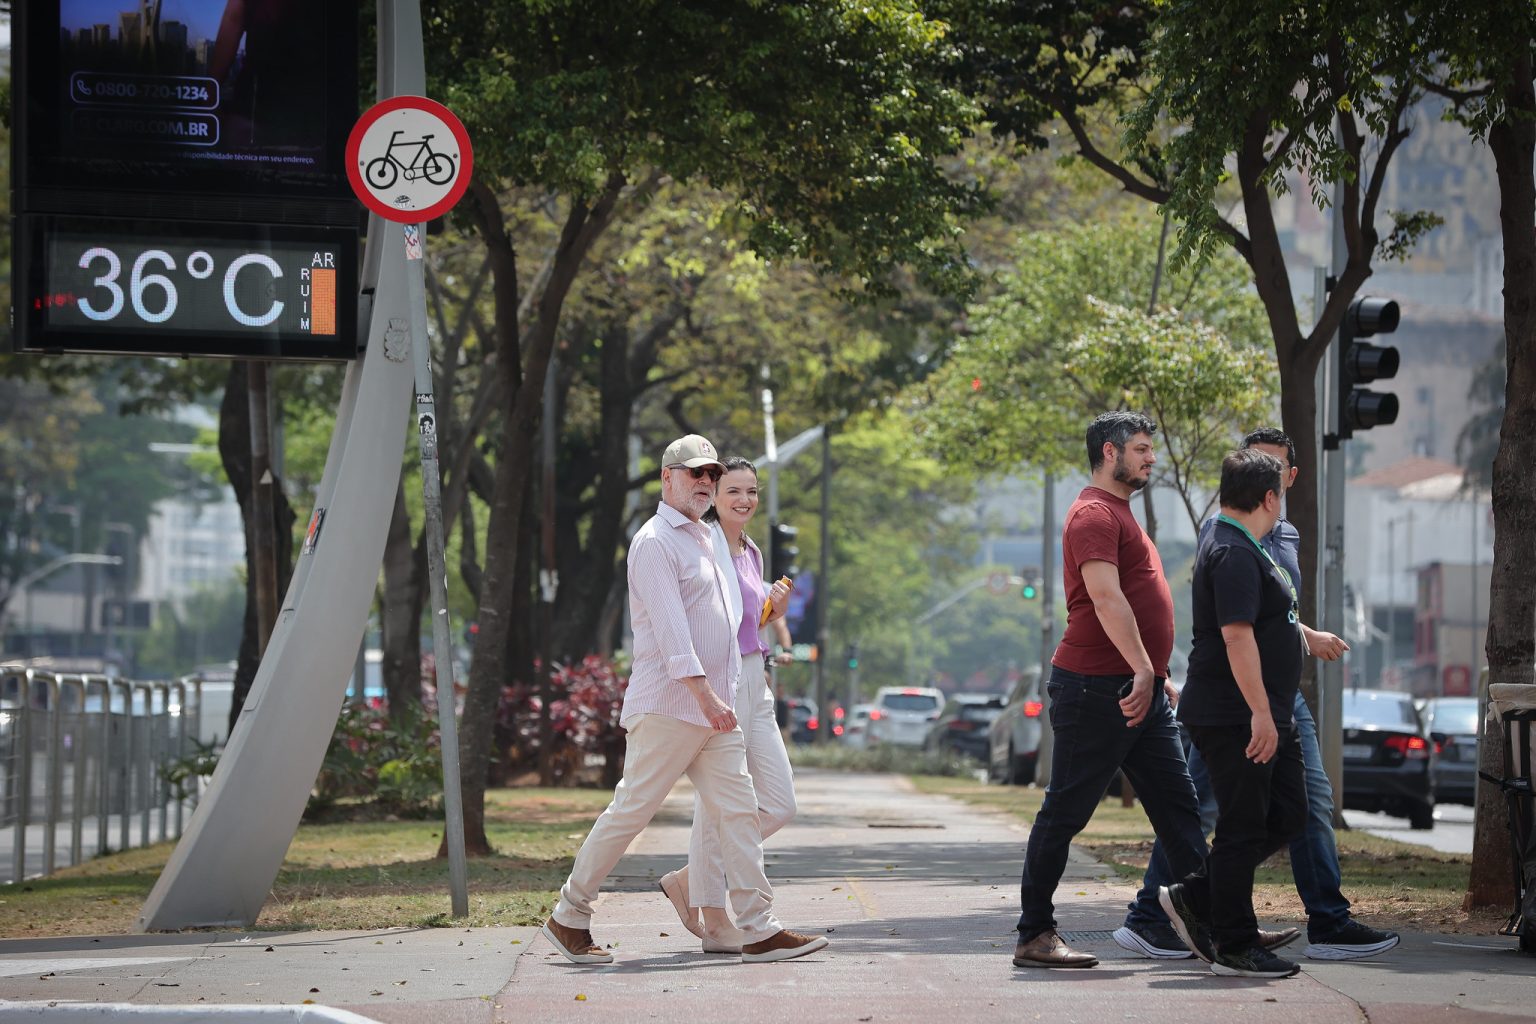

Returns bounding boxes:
[494,655,629,786]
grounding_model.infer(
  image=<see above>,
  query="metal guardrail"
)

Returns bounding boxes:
[0,668,205,885]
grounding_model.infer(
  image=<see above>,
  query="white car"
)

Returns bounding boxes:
[868,686,945,747]
[840,702,877,749]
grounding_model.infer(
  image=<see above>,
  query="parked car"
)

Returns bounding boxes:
[988,670,1044,785]
[924,694,1004,761]
[1341,688,1436,830]
[841,702,876,750]
[785,696,820,745]
[867,686,945,747]
[1423,695,1481,805]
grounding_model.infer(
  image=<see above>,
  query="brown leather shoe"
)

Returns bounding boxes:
[1012,929,1098,968]
[741,928,830,963]
[541,915,614,964]
[1259,926,1300,950]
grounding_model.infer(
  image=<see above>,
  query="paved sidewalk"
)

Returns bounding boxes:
[0,769,1528,1023]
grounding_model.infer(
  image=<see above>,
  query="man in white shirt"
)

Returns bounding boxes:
[542,434,828,965]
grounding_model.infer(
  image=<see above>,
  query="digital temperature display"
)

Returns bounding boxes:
[16,215,359,361]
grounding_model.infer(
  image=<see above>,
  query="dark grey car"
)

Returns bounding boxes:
[1341,689,1436,830]
[1423,696,1480,805]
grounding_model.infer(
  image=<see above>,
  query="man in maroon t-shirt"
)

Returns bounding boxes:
[1012,412,1207,969]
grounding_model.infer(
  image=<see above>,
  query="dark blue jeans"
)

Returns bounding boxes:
[1016,667,1206,941]
[1126,691,1353,938]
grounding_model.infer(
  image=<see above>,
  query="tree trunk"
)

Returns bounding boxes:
[218,363,296,732]
[380,478,424,720]
[1469,52,1536,908]
[452,182,627,854]
[1277,349,1323,706]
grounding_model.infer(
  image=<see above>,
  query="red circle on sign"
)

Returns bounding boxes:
[346,95,474,224]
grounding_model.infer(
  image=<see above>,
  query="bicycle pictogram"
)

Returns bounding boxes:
[364,130,457,190]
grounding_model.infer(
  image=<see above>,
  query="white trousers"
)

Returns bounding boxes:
[552,713,781,942]
[688,654,797,908]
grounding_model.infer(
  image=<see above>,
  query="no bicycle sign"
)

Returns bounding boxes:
[346,96,474,224]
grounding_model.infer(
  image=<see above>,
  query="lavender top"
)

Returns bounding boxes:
[732,537,771,656]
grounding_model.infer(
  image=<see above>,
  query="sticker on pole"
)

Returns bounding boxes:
[346,96,473,224]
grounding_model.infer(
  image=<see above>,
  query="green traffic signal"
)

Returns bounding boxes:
[1022,584,1038,600]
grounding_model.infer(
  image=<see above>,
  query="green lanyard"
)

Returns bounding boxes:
[1217,514,1299,623]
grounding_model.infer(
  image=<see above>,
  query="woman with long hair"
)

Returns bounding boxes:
[659,456,799,951]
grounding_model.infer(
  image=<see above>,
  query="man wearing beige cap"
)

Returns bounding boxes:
[542,434,829,965]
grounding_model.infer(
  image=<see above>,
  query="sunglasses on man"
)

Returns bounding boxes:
[667,463,722,482]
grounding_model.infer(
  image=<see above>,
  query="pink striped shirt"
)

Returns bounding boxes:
[620,502,742,729]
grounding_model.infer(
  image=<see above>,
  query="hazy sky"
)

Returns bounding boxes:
[62,2,223,42]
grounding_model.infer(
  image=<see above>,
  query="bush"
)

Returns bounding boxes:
[787,742,981,777]
[494,655,628,786]
[309,699,442,819]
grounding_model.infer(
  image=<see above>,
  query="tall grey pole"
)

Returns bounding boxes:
[403,222,470,917]
[1034,471,1057,788]
[1320,181,1347,811]
[762,378,779,524]
[812,425,831,739]
[537,358,559,786]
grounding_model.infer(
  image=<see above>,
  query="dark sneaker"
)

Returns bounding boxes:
[1259,926,1301,951]
[1211,945,1302,978]
[1303,919,1401,961]
[741,929,829,963]
[1158,884,1215,963]
[541,916,614,964]
[1012,929,1098,968]
[1113,921,1193,960]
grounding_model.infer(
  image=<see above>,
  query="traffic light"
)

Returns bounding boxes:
[1336,296,1400,442]
[1020,566,1042,601]
[846,642,860,670]
[770,521,799,581]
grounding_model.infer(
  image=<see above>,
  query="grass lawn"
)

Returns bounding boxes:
[910,775,1508,935]
[0,788,613,938]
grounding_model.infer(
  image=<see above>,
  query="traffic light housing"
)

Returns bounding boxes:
[1020,566,1042,601]
[1336,296,1400,442]
[846,641,860,670]
[769,521,799,581]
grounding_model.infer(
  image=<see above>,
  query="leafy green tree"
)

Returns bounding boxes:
[1413,0,1536,909]
[424,0,981,852]
[914,214,1273,531]
[944,0,1439,644]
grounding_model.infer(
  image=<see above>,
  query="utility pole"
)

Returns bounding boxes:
[1035,472,1057,788]
[812,425,832,740]
[1319,180,1348,812]
[538,357,559,785]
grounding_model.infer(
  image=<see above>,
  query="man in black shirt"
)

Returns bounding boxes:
[1161,449,1308,979]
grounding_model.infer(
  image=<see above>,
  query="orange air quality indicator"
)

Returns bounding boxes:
[308,267,337,335]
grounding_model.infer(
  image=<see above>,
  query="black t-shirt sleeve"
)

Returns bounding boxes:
[1209,545,1263,627]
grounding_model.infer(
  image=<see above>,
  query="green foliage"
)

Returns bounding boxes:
[1068,298,1276,529]
[159,739,221,801]
[1377,210,1447,263]
[1122,1,1429,270]
[310,701,443,820]
[426,0,983,293]
[913,213,1273,521]
[786,740,977,777]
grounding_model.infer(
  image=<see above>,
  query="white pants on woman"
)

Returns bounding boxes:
[688,653,797,909]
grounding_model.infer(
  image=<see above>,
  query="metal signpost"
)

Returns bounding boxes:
[346,95,475,918]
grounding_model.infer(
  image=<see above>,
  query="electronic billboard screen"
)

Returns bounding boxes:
[15,214,360,360]
[15,0,359,213]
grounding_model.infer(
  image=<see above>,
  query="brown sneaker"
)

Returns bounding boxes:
[1012,929,1098,968]
[541,915,614,964]
[741,928,829,963]
[1259,927,1300,950]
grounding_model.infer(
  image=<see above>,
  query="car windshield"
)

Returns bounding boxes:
[1430,699,1480,735]
[1343,691,1419,729]
[881,694,940,712]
